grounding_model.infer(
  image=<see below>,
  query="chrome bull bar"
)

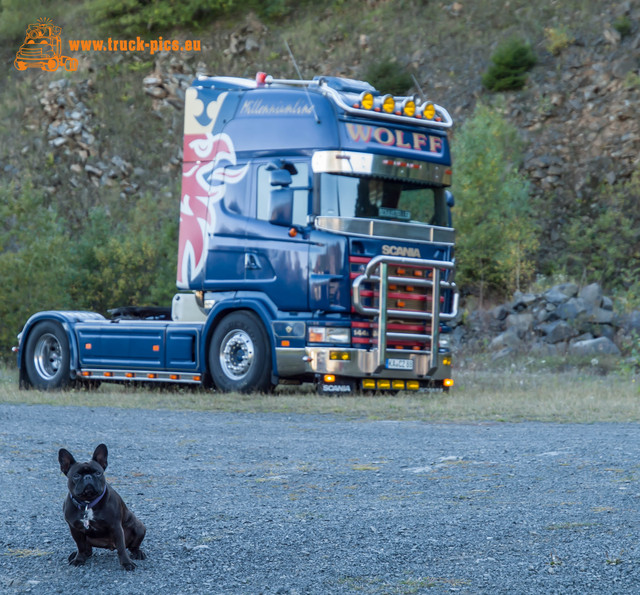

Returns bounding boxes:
[352,255,459,373]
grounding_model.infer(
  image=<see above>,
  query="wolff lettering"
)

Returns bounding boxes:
[346,123,443,154]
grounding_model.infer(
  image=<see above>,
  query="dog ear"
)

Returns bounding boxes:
[92,444,109,471]
[58,449,76,476]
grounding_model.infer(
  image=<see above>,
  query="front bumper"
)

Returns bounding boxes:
[275,346,452,381]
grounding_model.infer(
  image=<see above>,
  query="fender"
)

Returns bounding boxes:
[17,311,106,385]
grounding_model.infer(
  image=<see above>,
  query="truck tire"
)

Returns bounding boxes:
[24,321,71,390]
[209,311,273,393]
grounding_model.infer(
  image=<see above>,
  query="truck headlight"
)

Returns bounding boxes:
[308,326,351,344]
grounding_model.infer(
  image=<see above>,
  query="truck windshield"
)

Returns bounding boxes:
[318,173,443,226]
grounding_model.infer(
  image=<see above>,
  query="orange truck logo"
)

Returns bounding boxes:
[14,18,78,72]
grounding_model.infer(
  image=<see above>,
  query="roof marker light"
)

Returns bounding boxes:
[381,94,395,113]
[402,98,416,117]
[360,91,374,110]
[422,102,436,120]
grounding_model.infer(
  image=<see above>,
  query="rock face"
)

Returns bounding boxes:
[453,282,634,359]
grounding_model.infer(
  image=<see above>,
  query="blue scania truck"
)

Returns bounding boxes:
[16,72,458,394]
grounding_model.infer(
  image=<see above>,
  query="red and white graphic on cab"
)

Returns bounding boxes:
[178,89,248,288]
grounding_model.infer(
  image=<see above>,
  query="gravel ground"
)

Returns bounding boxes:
[1,403,640,594]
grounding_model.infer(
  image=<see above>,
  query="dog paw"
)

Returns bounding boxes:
[122,560,137,571]
[68,553,86,567]
[129,548,146,560]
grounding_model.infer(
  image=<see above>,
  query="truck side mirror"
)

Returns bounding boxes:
[269,169,294,227]
[445,190,455,208]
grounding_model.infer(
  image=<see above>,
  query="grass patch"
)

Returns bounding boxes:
[2,361,639,422]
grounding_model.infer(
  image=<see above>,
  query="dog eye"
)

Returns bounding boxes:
[73,473,81,480]
[94,471,102,477]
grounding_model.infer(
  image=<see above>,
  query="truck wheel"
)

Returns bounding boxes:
[24,321,71,390]
[209,311,273,393]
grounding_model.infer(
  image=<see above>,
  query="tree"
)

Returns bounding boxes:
[452,103,538,303]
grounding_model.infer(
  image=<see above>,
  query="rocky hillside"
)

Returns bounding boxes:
[0,0,639,360]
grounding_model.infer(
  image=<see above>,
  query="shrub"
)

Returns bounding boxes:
[364,60,413,95]
[0,178,178,360]
[87,0,234,35]
[613,16,632,38]
[544,25,574,56]
[482,37,536,92]
[0,181,73,359]
[564,169,640,291]
[452,103,538,302]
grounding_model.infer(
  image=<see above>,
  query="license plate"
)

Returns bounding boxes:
[386,358,414,371]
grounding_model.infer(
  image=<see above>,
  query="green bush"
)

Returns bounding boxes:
[0,0,67,41]
[86,0,309,34]
[364,60,413,95]
[613,16,632,38]
[564,169,640,290]
[544,25,574,56]
[0,181,73,359]
[0,178,177,360]
[482,37,536,92]
[452,103,538,302]
[68,196,177,313]
[87,0,234,35]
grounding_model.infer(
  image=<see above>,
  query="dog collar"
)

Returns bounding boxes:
[69,484,107,510]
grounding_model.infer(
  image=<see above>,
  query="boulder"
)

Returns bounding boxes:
[568,336,621,356]
[555,297,587,320]
[544,283,579,305]
[538,320,578,344]
[490,328,523,351]
[506,313,534,338]
[511,291,538,311]
[623,310,640,334]
[579,282,603,309]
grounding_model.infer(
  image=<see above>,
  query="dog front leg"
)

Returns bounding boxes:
[68,528,93,566]
[114,524,136,570]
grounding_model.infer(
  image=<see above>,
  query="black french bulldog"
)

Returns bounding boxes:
[58,444,146,570]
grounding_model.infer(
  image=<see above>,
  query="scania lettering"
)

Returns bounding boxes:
[15,72,459,393]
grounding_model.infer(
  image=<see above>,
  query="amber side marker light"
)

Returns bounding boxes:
[443,378,454,388]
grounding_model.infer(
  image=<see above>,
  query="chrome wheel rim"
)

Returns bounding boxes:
[219,330,254,381]
[33,333,62,380]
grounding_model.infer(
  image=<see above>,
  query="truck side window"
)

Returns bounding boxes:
[257,162,309,226]
[223,166,250,215]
